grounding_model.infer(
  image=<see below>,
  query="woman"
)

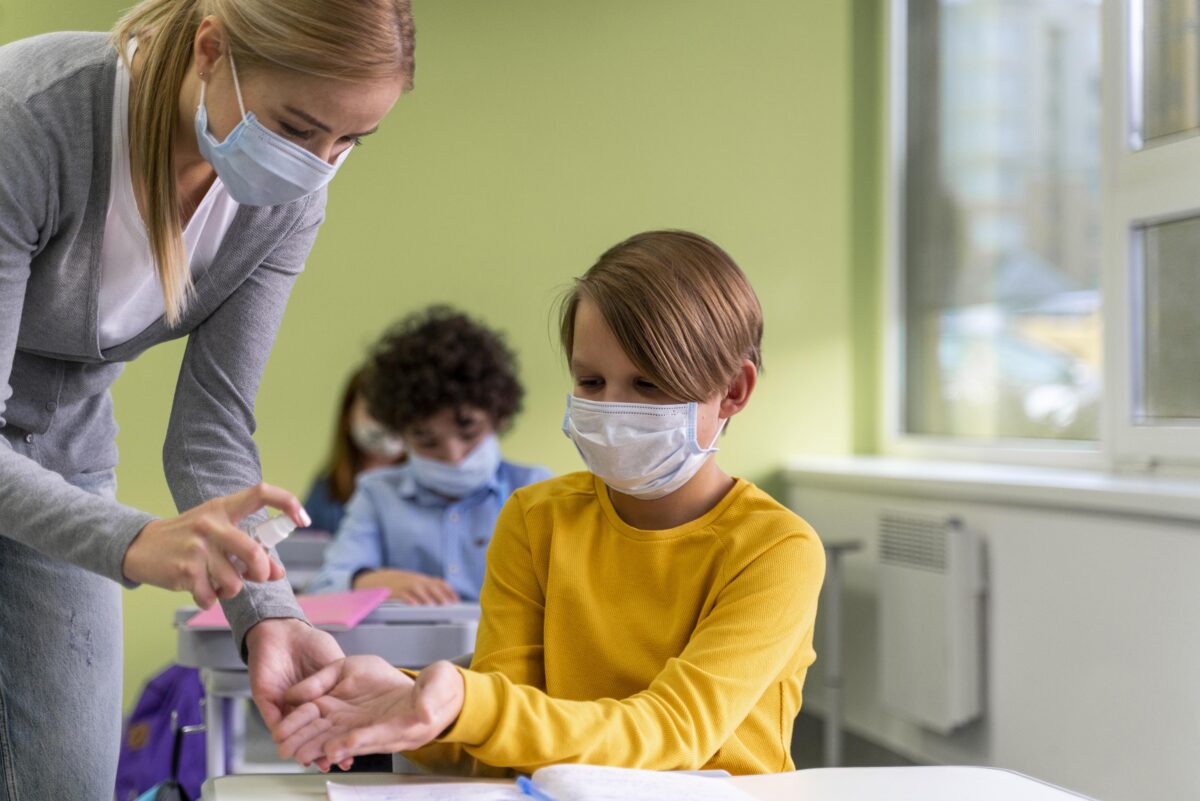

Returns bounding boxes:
[0,1,414,797]
[303,365,407,536]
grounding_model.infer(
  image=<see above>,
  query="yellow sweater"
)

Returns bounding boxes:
[409,471,825,775]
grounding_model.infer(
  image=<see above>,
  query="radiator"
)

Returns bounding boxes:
[878,508,985,733]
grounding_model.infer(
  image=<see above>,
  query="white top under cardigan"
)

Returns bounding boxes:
[97,42,238,349]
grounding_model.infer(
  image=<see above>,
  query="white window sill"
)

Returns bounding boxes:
[784,455,1200,524]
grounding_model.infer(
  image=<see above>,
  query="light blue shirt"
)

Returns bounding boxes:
[306,459,552,600]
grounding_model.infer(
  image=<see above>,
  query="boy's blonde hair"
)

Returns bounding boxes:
[112,0,415,326]
[559,230,763,403]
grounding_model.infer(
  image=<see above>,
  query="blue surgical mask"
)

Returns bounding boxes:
[409,434,502,499]
[194,52,349,206]
[562,395,724,500]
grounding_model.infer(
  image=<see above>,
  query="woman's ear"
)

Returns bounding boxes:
[192,16,227,77]
[718,359,758,420]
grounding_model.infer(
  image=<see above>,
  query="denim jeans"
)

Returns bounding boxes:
[0,428,123,801]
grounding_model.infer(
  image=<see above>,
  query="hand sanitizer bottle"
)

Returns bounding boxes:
[229,515,297,575]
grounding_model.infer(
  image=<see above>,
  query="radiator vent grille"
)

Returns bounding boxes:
[879,512,956,573]
[876,506,981,732]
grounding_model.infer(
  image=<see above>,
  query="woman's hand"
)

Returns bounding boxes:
[353,568,461,605]
[246,617,346,770]
[121,482,309,608]
[273,656,465,769]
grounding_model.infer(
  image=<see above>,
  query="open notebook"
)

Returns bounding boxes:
[186,588,391,630]
[326,766,754,801]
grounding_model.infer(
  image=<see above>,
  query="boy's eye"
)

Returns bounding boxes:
[634,379,660,392]
[576,377,603,389]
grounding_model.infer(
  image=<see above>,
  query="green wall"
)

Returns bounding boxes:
[1,1,865,710]
[851,0,886,454]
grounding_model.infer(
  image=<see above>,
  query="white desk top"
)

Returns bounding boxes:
[204,766,1097,801]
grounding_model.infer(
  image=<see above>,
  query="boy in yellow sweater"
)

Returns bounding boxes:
[274,230,826,775]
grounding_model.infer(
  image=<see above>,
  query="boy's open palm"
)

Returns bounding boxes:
[273,655,464,768]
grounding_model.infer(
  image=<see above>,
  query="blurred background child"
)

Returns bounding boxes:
[307,306,551,603]
[302,366,408,536]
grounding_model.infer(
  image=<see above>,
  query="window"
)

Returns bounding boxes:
[1134,0,1200,146]
[1133,216,1200,424]
[1106,0,1200,465]
[892,0,1104,450]
[890,0,1200,468]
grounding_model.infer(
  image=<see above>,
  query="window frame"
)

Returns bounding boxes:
[1102,0,1200,468]
[881,0,1107,469]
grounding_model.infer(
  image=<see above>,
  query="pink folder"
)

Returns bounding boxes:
[185,588,392,630]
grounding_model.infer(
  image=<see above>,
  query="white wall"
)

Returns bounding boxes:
[788,458,1200,801]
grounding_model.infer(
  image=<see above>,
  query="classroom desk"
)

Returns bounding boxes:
[203,766,1098,800]
[175,602,480,777]
[274,529,335,593]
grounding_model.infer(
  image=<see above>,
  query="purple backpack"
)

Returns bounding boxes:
[115,665,208,801]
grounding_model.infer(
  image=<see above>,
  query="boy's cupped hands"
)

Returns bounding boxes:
[272,654,465,769]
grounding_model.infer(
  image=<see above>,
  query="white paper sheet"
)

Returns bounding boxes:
[326,781,524,801]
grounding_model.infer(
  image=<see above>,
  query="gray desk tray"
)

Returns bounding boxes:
[175,603,480,671]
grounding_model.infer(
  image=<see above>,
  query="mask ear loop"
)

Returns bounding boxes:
[226,50,249,119]
[195,51,247,121]
[702,374,743,450]
[705,417,728,450]
[686,402,726,453]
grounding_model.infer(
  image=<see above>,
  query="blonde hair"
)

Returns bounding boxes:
[559,230,764,403]
[111,0,415,325]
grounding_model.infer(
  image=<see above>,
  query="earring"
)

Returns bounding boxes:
[198,70,209,81]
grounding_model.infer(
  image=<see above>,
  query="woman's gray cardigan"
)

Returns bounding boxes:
[0,32,322,652]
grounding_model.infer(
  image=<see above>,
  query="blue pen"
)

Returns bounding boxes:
[516,775,556,801]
